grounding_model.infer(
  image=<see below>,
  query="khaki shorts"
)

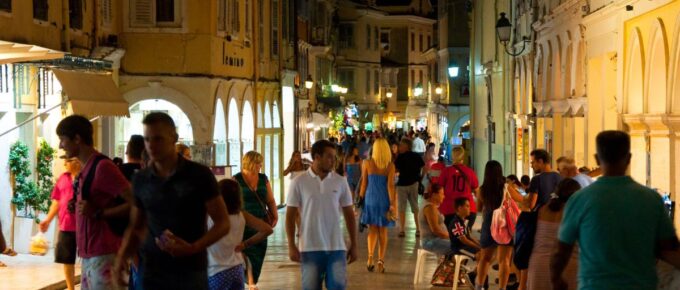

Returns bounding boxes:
[397,183,419,214]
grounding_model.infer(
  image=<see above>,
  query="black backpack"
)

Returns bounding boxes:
[68,155,128,236]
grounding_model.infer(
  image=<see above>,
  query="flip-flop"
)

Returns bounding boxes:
[2,248,17,256]
[398,231,405,237]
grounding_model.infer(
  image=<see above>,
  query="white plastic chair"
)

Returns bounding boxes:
[451,254,471,290]
[413,248,437,284]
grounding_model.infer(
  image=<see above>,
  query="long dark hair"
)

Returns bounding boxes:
[548,178,581,212]
[480,160,505,211]
[218,179,242,214]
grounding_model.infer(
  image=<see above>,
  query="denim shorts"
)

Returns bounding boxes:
[301,250,347,290]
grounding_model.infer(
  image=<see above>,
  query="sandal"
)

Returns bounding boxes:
[2,248,17,256]
[366,256,375,272]
[398,231,405,238]
[415,231,420,237]
[377,259,385,273]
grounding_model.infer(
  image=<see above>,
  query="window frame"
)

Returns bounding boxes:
[69,0,84,30]
[127,0,184,31]
[0,0,10,13]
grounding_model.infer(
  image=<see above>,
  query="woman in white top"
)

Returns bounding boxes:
[208,179,273,290]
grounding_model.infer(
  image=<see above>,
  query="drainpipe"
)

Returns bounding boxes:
[484,62,494,161]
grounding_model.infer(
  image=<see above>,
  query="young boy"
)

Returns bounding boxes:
[448,197,482,257]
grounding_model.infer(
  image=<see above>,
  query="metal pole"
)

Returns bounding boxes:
[0,102,62,138]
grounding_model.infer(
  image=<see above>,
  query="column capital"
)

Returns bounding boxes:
[622,114,648,135]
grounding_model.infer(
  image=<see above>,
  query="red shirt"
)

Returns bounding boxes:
[51,173,76,232]
[76,153,130,258]
[428,162,446,185]
[437,164,479,215]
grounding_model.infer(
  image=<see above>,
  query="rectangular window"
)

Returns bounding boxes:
[374,26,379,50]
[245,0,251,39]
[427,35,431,49]
[365,69,371,95]
[258,0,264,57]
[339,24,354,49]
[419,34,423,52]
[33,0,48,21]
[281,0,288,40]
[272,0,279,57]
[232,0,240,35]
[374,70,379,95]
[366,24,371,49]
[69,0,83,29]
[0,0,10,12]
[156,0,174,22]
[380,31,389,43]
[338,69,355,93]
[410,70,414,88]
[218,0,227,31]
[411,32,415,51]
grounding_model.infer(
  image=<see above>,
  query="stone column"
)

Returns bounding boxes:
[623,115,649,186]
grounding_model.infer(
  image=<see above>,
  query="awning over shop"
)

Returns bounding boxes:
[405,104,428,120]
[0,40,64,64]
[52,69,129,117]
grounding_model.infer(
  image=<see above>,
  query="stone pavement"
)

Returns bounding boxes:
[3,205,481,289]
[255,207,480,290]
[0,249,81,290]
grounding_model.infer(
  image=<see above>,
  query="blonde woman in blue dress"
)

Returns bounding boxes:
[359,138,396,273]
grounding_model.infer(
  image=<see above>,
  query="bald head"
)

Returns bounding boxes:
[557,156,578,178]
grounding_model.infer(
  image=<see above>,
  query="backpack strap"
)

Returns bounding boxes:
[80,155,109,200]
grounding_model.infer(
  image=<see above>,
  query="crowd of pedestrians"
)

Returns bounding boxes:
[8,113,680,290]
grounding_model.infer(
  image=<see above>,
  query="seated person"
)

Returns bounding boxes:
[448,197,481,258]
[418,184,453,255]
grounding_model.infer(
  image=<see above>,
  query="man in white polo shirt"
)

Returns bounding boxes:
[286,140,358,290]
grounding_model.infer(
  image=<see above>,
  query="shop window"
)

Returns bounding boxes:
[0,0,10,12]
[339,24,354,49]
[69,0,83,29]
[33,0,48,21]
[271,0,279,58]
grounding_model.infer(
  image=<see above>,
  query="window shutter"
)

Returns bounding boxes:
[102,0,112,25]
[218,0,226,31]
[131,0,154,27]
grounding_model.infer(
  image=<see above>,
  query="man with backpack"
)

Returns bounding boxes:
[56,115,131,290]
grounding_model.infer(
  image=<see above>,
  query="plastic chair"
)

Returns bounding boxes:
[452,254,471,290]
[413,248,437,284]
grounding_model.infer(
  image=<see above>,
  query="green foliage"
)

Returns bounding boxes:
[9,140,55,222]
[332,109,344,133]
[36,140,56,215]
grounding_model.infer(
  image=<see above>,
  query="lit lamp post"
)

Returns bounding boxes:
[448,66,459,78]
[495,12,530,56]
[304,75,314,90]
[386,89,393,98]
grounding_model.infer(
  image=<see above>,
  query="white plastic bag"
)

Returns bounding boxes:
[29,232,49,256]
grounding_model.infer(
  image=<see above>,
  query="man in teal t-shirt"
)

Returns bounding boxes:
[551,131,680,290]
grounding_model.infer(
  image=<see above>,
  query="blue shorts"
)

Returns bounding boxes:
[208,264,244,290]
[301,251,347,290]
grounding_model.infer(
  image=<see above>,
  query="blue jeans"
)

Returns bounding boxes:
[422,238,454,256]
[301,251,347,290]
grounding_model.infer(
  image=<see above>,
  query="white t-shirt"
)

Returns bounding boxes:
[287,168,354,252]
[412,137,426,153]
[207,212,246,276]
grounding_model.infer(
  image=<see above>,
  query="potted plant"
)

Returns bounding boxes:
[10,139,55,221]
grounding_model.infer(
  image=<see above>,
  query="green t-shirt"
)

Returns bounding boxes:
[559,176,677,290]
